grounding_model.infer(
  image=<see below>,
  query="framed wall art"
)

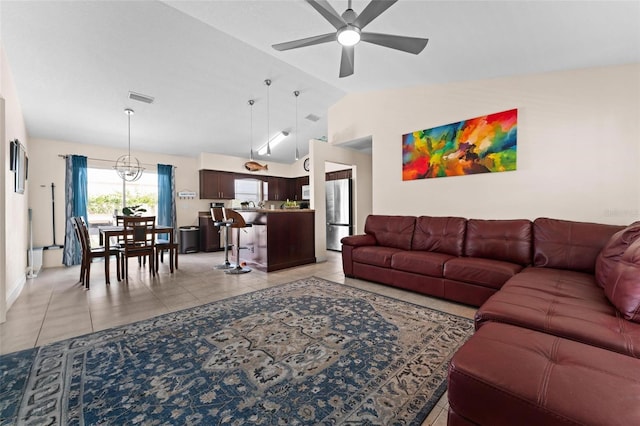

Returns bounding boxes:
[402,109,517,181]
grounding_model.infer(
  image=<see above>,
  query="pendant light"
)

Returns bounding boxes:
[294,90,300,161]
[114,108,144,181]
[248,99,255,161]
[265,79,272,156]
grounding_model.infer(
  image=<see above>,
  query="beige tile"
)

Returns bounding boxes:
[422,405,444,426]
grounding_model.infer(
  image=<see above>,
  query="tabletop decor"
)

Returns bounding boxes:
[0,277,473,425]
[403,108,517,180]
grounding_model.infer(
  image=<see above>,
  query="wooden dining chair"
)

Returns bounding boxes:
[116,214,150,269]
[74,216,121,289]
[155,232,178,273]
[119,216,156,281]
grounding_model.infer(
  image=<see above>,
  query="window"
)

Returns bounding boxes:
[234,178,264,204]
[86,166,157,244]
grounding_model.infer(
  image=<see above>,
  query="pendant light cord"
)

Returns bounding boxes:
[265,79,271,156]
[125,108,134,168]
[294,90,300,160]
[248,99,254,160]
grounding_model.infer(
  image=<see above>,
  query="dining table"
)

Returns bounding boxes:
[99,225,175,284]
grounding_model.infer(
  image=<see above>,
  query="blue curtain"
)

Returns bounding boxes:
[157,164,176,240]
[62,155,88,266]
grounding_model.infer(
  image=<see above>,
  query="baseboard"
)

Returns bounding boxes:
[7,275,26,311]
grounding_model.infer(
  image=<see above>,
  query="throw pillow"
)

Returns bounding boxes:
[595,222,640,288]
[605,238,640,323]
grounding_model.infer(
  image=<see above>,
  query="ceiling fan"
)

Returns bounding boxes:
[272,0,428,78]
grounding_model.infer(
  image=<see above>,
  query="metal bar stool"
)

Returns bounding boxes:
[223,208,252,274]
[211,207,234,270]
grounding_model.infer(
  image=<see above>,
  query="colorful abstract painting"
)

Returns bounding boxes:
[402,109,517,180]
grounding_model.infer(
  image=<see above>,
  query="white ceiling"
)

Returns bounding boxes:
[2,1,639,164]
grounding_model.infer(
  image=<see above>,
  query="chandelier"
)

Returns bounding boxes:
[114,108,144,181]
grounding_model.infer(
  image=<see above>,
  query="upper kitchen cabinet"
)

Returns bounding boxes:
[199,170,236,199]
[293,176,309,201]
[326,169,352,181]
[266,176,289,201]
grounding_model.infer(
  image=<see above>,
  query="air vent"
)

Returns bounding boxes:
[128,91,155,104]
[305,113,320,122]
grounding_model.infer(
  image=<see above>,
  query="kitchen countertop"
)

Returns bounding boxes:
[237,208,314,213]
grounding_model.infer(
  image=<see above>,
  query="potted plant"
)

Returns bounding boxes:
[122,205,147,216]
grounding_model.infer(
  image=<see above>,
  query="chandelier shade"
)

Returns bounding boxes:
[114,108,144,182]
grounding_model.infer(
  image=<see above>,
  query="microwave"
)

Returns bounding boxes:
[301,185,310,200]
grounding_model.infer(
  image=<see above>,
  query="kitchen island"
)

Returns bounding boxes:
[231,209,315,272]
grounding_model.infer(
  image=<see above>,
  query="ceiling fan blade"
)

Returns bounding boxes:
[360,32,429,54]
[339,45,355,78]
[353,0,398,30]
[272,33,336,51]
[305,0,346,30]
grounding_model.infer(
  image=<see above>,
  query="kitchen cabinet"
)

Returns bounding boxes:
[325,169,352,181]
[293,176,309,201]
[266,176,288,201]
[199,170,235,199]
[198,213,222,252]
[233,210,315,272]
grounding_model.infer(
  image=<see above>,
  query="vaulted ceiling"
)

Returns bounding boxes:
[2,1,639,163]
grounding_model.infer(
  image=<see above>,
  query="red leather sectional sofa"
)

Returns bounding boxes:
[341,215,640,425]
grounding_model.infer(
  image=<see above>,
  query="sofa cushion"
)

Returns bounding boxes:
[476,267,640,358]
[444,257,523,289]
[605,238,640,323]
[412,216,466,256]
[448,322,640,426]
[595,222,640,288]
[352,246,404,268]
[391,251,455,277]
[464,219,532,265]
[364,215,416,250]
[533,217,623,273]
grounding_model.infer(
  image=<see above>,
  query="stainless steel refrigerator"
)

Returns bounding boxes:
[326,178,353,251]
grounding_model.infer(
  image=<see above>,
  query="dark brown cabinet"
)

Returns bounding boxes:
[198,214,222,252]
[200,170,235,199]
[266,176,288,201]
[293,176,309,201]
[325,169,352,181]
[233,210,315,272]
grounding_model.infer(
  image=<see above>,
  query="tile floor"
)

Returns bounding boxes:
[0,250,477,426]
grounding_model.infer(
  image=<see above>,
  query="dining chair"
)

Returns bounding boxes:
[119,215,156,281]
[116,214,149,269]
[155,232,178,273]
[74,216,121,289]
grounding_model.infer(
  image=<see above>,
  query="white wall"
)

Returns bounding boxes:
[198,152,309,178]
[1,43,29,322]
[328,64,640,226]
[28,138,205,267]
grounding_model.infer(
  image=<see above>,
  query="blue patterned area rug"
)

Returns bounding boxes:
[0,277,474,425]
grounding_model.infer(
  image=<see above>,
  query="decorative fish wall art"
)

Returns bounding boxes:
[244,161,268,172]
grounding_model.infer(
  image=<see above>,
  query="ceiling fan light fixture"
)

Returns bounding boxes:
[337,25,361,47]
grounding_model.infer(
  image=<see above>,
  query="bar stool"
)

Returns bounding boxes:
[211,207,234,270]
[223,208,252,274]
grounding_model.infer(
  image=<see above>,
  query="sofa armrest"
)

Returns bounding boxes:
[341,234,377,247]
[341,234,376,277]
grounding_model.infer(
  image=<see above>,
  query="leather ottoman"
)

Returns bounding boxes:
[447,322,640,426]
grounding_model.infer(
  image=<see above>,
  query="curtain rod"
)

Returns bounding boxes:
[58,154,175,168]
